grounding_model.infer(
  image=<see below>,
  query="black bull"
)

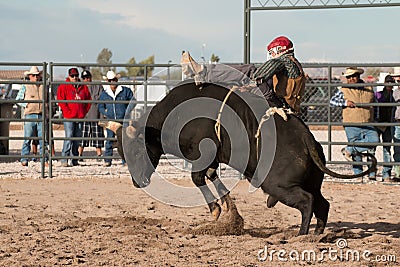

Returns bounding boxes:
[101,82,377,235]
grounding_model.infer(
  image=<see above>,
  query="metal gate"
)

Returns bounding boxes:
[1,62,400,180]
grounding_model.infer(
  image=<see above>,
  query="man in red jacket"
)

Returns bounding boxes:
[57,68,91,167]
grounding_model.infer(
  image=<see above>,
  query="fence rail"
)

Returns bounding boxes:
[1,62,399,179]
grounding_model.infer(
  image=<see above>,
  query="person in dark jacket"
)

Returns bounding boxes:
[375,74,395,181]
[78,70,105,161]
[391,69,400,181]
[98,71,135,167]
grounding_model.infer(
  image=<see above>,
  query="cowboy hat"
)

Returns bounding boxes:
[24,66,42,76]
[103,70,121,80]
[342,67,364,77]
[390,67,400,77]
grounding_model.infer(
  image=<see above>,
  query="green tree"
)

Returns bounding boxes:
[210,54,220,63]
[118,70,128,77]
[97,48,114,72]
[137,55,155,77]
[125,57,139,78]
[91,49,155,79]
[91,48,116,80]
[90,68,102,80]
[124,55,155,78]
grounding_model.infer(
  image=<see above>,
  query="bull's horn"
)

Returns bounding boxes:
[126,125,137,139]
[98,121,122,133]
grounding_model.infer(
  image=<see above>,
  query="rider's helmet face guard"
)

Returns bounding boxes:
[267,36,294,58]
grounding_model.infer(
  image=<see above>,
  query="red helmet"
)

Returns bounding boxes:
[267,36,294,56]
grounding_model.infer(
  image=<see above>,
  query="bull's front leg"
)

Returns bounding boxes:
[191,170,222,221]
[206,167,231,212]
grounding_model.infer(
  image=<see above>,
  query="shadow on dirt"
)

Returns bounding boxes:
[328,221,400,238]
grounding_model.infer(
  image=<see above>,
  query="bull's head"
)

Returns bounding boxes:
[99,120,161,188]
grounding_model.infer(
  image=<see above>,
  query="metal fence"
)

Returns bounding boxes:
[1,62,399,179]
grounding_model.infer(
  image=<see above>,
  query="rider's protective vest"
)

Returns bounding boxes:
[273,56,306,112]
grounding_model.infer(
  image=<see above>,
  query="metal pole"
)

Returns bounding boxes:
[144,66,148,112]
[244,0,251,64]
[327,66,333,162]
[41,62,47,178]
[167,60,172,93]
[48,62,54,178]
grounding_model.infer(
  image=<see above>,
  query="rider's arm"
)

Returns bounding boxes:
[252,58,285,82]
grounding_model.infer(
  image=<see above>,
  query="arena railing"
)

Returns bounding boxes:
[1,62,400,181]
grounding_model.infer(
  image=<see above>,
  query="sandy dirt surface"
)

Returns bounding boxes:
[1,163,399,266]
[0,128,399,266]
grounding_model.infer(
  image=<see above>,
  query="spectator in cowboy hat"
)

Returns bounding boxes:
[15,66,48,166]
[98,70,135,167]
[330,67,379,180]
[390,67,400,83]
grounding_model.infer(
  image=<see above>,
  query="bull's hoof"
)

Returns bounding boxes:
[221,199,229,212]
[211,203,222,221]
[221,194,232,212]
[314,220,326,235]
[314,228,324,235]
[266,195,278,208]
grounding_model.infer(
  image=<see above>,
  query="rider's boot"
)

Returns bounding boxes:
[181,51,205,85]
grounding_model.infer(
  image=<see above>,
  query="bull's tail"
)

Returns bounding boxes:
[304,134,377,179]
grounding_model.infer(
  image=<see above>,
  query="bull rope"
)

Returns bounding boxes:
[255,107,291,160]
[214,86,238,142]
[214,88,292,160]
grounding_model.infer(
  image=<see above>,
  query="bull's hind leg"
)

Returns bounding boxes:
[265,185,314,235]
[206,167,231,212]
[191,170,221,221]
[312,191,330,235]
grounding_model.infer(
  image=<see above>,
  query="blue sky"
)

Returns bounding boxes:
[1,0,399,66]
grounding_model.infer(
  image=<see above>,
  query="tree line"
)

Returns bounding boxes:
[89,48,155,80]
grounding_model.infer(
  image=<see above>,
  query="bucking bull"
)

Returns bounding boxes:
[100,81,376,236]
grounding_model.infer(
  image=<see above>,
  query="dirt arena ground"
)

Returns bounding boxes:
[0,129,399,266]
[1,162,399,266]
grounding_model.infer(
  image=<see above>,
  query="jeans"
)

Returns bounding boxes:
[104,128,125,164]
[104,128,115,163]
[61,121,82,165]
[21,114,45,163]
[393,126,400,162]
[344,126,379,176]
[392,125,400,177]
[377,126,394,178]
